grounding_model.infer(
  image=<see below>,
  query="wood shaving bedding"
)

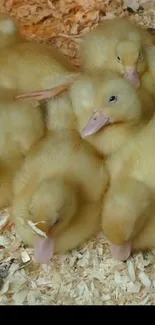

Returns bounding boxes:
[0,211,155,305]
[0,0,155,305]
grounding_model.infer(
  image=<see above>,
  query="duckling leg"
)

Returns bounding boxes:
[54,202,101,253]
[101,177,152,260]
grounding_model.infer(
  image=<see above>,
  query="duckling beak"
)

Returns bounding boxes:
[124,67,140,88]
[34,236,55,264]
[82,111,111,137]
[109,241,132,261]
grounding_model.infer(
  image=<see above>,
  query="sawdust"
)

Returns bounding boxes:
[0,0,155,305]
[1,210,155,305]
[0,0,130,66]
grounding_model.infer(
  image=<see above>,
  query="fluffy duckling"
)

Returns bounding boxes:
[0,13,79,93]
[19,69,155,136]
[84,78,155,260]
[101,116,155,260]
[0,14,77,134]
[0,41,79,92]
[80,17,155,88]
[45,89,77,131]
[69,71,155,157]
[15,84,76,132]
[67,71,155,260]
[101,177,153,261]
[0,89,45,155]
[0,13,22,48]
[138,44,155,98]
[11,130,108,263]
[18,178,79,264]
[0,88,45,209]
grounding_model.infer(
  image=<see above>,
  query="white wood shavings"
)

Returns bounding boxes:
[9,272,28,292]
[127,260,136,282]
[139,295,150,305]
[138,271,152,288]
[75,281,93,304]
[8,263,19,276]
[0,251,4,261]
[0,280,10,295]
[27,291,37,305]
[0,262,13,279]
[77,254,90,267]
[12,289,29,305]
[0,211,9,231]
[134,253,147,271]
[98,247,103,256]
[114,263,126,272]
[36,277,52,286]
[124,0,140,11]
[114,271,122,284]
[126,281,141,293]
[0,235,10,247]
[0,213,155,305]
[21,251,31,264]
[7,239,21,253]
[88,270,106,281]
[102,294,111,301]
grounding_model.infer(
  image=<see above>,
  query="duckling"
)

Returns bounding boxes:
[11,130,108,262]
[139,44,155,98]
[0,88,45,209]
[0,18,80,131]
[18,178,79,264]
[15,81,79,132]
[0,13,22,48]
[80,17,155,88]
[19,70,155,137]
[12,72,155,260]
[0,18,79,93]
[101,177,153,261]
[101,136,155,260]
[66,71,155,260]
[13,178,101,264]
[69,71,155,157]
[82,75,155,260]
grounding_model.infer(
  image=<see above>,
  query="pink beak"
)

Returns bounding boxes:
[109,241,132,261]
[82,111,111,137]
[124,67,140,88]
[34,237,55,264]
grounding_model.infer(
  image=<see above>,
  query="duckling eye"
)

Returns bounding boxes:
[108,95,118,103]
[117,56,121,61]
[138,52,143,61]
